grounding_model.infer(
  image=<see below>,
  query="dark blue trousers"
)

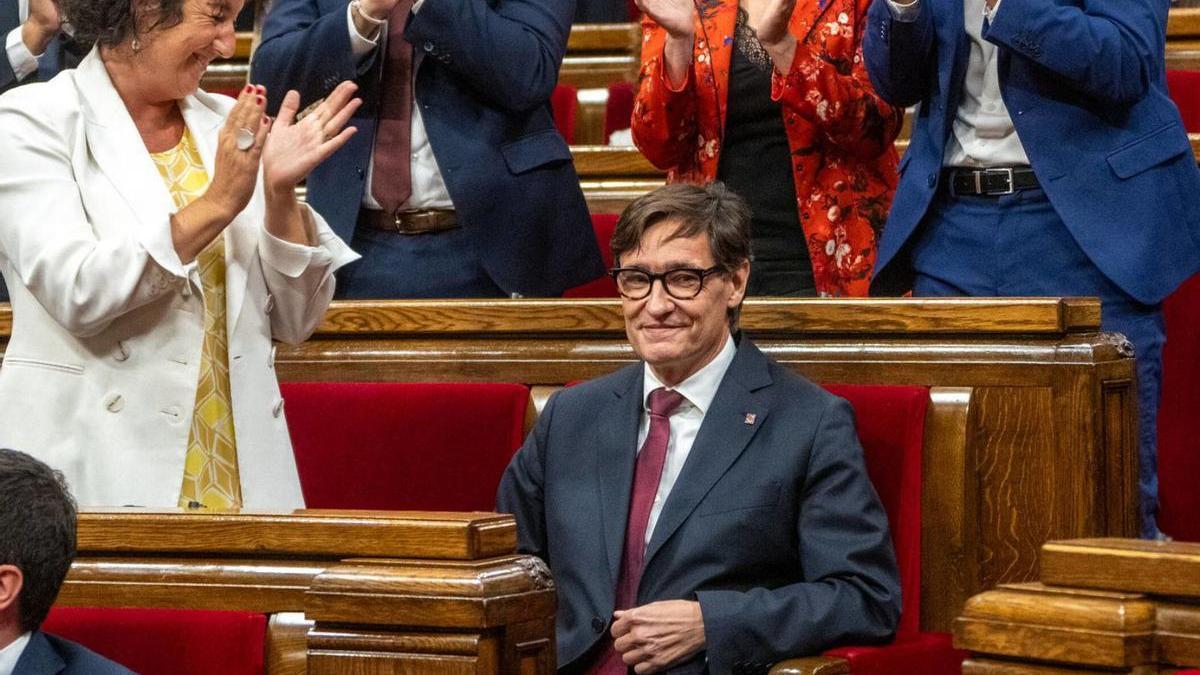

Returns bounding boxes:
[910,187,1165,538]
[335,223,507,299]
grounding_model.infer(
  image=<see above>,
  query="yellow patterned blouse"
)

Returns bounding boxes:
[149,129,243,509]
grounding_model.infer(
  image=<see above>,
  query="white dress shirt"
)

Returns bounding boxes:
[346,2,453,211]
[887,0,1030,167]
[0,632,32,675]
[638,334,737,549]
[5,0,39,83]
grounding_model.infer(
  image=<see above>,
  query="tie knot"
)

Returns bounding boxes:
[647,388,686,418]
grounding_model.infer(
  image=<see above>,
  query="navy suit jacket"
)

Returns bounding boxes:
[1,1,80,94]
[250,0,605,296]
[13,632,133,675]
[864,0,1200,305]
[497,338,901,674]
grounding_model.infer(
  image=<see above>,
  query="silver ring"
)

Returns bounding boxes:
[235,127,255,151]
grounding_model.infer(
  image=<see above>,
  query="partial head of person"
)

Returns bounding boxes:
[61,0,244,101]
[610,182,751,387]
[0,449,77,646]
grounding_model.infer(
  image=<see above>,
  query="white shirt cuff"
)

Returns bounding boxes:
[260,227,332,279]
[346,2,382,58]
[5,26,40,81]
[885,0,921,22]
[412,0,427,12]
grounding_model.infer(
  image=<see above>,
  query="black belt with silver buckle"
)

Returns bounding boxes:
[945,166,1040,196]
[358,208,458,234]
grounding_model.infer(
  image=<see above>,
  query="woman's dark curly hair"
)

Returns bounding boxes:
[58,0,186,48]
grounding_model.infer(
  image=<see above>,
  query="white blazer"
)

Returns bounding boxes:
[0,50,360,509]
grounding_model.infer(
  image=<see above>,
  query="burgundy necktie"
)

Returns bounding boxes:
[371,0,415,214]
[589,387,686,675]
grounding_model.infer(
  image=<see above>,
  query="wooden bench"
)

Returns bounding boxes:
[53,509,555,674]
[954,538,1200,673]
[234,296,1135,634]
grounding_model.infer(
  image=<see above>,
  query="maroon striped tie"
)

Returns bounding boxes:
[588,387,686,675]
[371,0,415,214]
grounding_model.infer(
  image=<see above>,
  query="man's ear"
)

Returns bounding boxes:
[727,260,751,306]
[0,565,23,615]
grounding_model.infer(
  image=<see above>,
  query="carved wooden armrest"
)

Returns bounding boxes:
[769,655,850,675]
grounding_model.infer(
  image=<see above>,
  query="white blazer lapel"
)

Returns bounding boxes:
[180,92,255,338]
[75,50,186,277]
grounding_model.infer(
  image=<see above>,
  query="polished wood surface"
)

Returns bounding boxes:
[770,656,852,674]
[9,297,1138,640]
[956,539,1200,672]
[57,509,555,675]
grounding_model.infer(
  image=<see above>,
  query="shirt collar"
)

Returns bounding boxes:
[642,334,737,415]
[0,632,32,675]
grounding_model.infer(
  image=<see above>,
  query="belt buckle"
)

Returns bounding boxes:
[986,168,1015,196]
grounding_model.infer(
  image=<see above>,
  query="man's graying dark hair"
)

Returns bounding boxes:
[0,449,77,633]
[58,0,187,48]
[611,182,752,327]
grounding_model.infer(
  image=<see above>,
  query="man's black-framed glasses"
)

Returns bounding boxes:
[609,266,725,300]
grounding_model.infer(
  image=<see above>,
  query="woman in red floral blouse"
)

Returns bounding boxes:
[631,0,901,296]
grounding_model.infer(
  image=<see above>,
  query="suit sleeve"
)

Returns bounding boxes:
[630,18,701,171]
[496,390,557,562]
[258,206,360,345]
[772,0,903,159]
[695,398,902,670]
[404,0,574,113]
[250,0,371,115]
[982,0,1161,106]
[0,99,185,338]
[862,0,935,108]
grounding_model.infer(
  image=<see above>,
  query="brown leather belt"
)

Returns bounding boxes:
[358,208,458,234]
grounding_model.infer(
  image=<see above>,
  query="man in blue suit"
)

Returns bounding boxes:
[1,0,82,304]
[0,449,132,675]
[863,0,1200,537]
[251,0,605,298]
[498,184,900,674]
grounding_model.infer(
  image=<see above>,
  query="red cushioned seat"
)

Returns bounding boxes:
[551,84,579,145]
[1158,273,1200,541]
[281,382,530,511]
[564,214,620,297]
[604,81,636,143]
[43,607,266,675]
[818,384,966,674]
[1167,70,1200,133]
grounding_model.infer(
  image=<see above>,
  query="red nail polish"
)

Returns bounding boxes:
[256,95,265,105]
[243,84,253,93]
[256,85,266,94]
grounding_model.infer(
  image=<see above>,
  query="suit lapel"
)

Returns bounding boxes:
[642,340,774,572]
[12,632,66,675]
[76,51,183,275]
[180,94,254,337]
[595,366,645,592]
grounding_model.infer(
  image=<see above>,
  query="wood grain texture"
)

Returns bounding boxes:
[921,388,979,633]
[261,298,1105,338]
[74,509,515,560]
[769,656,851,674]
[567,23,640,53]
[1158,602,1200,667]
[1040,539,1200,598]
[954,583,1155,667]
[962,660,1155,674]
[268,613,314,675]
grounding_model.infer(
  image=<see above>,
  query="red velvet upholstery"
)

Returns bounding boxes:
[819,384,966,674]
[281,382,530,511]
[1167,70,1200,132]
[564,214,620,297]
[1158,273,1200,541]
[551,84,579,144]
[604,81,637,143]
[43,607,266,675]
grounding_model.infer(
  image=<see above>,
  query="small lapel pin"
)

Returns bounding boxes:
[743,413,756,425]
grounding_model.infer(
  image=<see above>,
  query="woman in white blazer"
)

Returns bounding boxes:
[0,0,361,509]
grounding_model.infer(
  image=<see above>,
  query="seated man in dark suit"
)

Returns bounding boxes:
[497,183,901,674]
[0,449,132,675]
